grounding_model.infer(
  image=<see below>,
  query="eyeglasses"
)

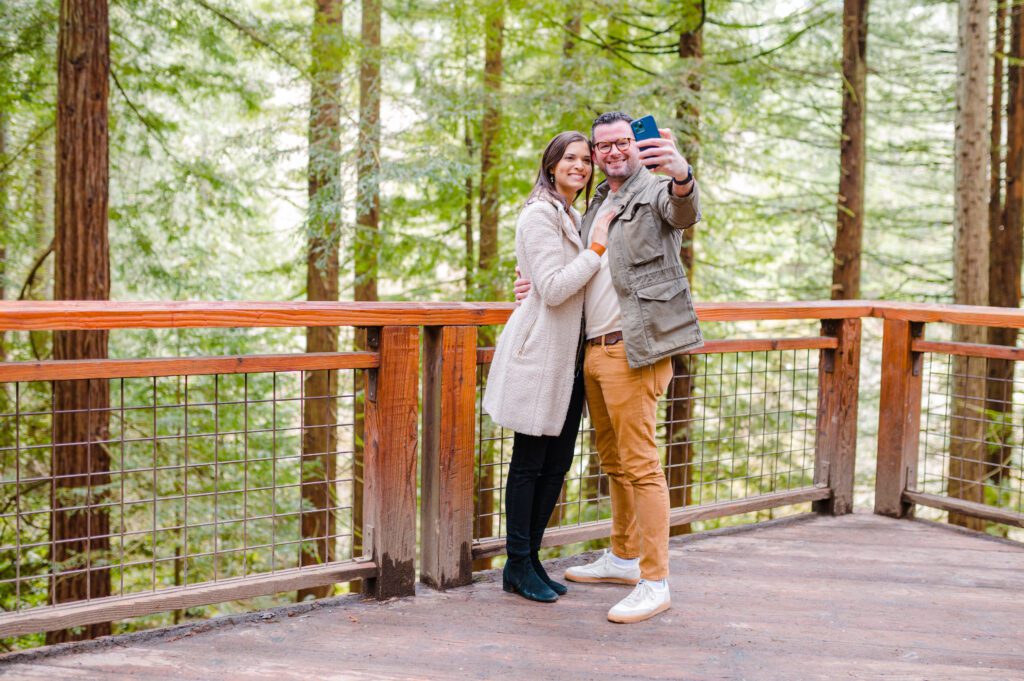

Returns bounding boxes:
[594,138,633,155]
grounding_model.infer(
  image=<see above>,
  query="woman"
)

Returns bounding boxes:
[483,131,615,603]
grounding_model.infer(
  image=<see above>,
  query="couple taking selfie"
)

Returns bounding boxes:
[482,111,703,624]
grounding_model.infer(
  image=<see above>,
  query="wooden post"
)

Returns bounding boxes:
[874,319,925,518]
[420,326,477,589]
[813,317,862,515]
[362,326,419,599]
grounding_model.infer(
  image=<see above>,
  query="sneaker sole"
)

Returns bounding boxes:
[563,574,640,586]
[607,600,671,624]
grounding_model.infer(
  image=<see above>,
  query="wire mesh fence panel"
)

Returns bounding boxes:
[473,347,821,546]
[917,353,1024,519]
[0,366,361,616]
[662,349,820,510]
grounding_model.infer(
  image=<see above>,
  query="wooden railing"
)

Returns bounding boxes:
[872,306,1024,529]
[0,300,1021,641]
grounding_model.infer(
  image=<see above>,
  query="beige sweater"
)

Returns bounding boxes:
[483,197,601,436]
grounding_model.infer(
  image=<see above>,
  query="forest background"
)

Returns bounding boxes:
[0,0,1021,648]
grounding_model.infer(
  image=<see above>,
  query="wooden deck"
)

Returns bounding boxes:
[3,513,1022,680]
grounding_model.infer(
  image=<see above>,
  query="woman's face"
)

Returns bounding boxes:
[552,141,592,197]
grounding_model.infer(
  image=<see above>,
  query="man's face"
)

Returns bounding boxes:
[592,120,639,181]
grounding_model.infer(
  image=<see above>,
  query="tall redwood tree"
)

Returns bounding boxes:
[665,0,704,536]
[474,1,503,567]
[352,0,382,588]
[299,0,343,602]
[49,0,112,643]
[948,0,991,531]
[985,0,1023,482]
[832,0,869,300]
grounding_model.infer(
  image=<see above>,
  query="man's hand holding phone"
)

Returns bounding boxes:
[637,129,692,188]
[632,115,693,197]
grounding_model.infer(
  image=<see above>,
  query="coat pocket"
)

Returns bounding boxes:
[516,313,540,358]
[636,278,685,302]
[635,278,699,348]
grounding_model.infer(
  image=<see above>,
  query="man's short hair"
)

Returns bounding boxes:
[591,111,634,140]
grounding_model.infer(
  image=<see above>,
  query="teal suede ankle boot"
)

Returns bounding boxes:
[502,556,558,603]
[531,553,567,596]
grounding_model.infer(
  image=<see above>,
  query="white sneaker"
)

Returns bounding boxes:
[607,580,671,624]
[563,550,641,586]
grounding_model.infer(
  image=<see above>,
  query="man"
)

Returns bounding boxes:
[516,112,702,623]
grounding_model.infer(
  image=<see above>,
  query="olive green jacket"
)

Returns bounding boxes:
[580,166,704,368]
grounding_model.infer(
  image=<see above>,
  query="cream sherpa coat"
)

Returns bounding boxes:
[483,197,602,436]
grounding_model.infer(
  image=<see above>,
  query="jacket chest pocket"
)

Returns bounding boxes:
[618,204,662,266]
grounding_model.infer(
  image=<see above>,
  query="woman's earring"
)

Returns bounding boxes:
[548,174,554,183]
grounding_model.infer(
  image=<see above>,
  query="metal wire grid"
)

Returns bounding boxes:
[0,369,359,614]
[473,348,821,543]
[662,349,820,508]
[918,353,1024,516]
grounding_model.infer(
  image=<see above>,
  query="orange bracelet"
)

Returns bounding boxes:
[589,242,606,256]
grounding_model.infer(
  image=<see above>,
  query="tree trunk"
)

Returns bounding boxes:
[605,11,628,103]
[665,1,704,537]
[986,0,1024,484]
[558,4,583,131]
[48,0,112,644]
[464,118,474,295]
[298,0,343,603]
[989,1,1006,244]
[355,0,381,302]
[474,3,503,570]
[353,0,381,590]
[0,111,7,363]
[832,0,869,300]
[949,0,991,531]
[477,1,502,307]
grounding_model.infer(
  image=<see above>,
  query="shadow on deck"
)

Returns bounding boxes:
[3,512,1022,681]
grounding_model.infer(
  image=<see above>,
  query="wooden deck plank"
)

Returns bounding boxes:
[2,513,1022,680]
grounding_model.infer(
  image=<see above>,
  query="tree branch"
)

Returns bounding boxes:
[713,14,831,67]
[0,121,54,176]
[18,238,53,301]
[110,67,176,155]
[188,0,305,74]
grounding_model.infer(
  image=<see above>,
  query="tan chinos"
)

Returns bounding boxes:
[583,340,673,580]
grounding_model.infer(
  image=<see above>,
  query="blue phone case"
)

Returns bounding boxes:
[631,115,659,169]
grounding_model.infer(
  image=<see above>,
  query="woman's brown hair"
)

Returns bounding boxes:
[526,131,593,215]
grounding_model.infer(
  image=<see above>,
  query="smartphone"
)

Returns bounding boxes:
[631,115,660,170]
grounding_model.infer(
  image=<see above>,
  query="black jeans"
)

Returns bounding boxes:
[504,371,585,559]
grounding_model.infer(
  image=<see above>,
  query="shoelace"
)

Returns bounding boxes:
[622,581,654,606]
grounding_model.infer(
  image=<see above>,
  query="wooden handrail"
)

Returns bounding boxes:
[912,339,1024,361]
[871,301,1024,328]
[4,299,1024,332]
[0,352,380,382]
[0,301,516,330]
[0,561,379,639]
[0,299,882,331]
